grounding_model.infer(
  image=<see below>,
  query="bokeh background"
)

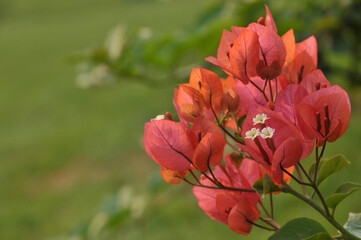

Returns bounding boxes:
[1,0,361,239]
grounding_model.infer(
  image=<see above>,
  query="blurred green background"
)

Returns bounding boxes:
[0,0,360,239]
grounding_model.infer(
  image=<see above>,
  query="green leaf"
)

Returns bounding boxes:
[344,213,361,238]
[230,152,244,168]
[309,154,350,186]
[253,178,265,197]
[308,161,322,180]
[304,232,333,240]
[268,218,327,240]
[325,182,361,209]
[237,115,247,129]
[264,175,280,195]
[253,175,280,198]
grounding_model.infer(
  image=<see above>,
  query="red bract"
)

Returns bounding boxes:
[240,158,266,187]
[278,70,352,146]
[235,77,282,113]
[144,119,194,171]
[228,196,261,235]
[176,84,205,122]
[280,33,318,85]
[275,84,315,159]
[173,89,188,127]
[175,67,227,122]
[207,6,286,82]
[280,29,295,87]
[247,23,286,80]
[278,70,332,118]
[222,155,262,202]
[193,177,228,224]
[190,116,221,137]
[193,155,262,234]
[263,5,278,33]
[193,132,226,172]
[229,29,260,84]
[189,117,227,172]
[198,68,224,111]
[297,85,351,147]
[239,107,303,184]
[205,30,238,77]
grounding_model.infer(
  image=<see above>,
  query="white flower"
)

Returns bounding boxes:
[245,128,261,140]
[151,115,165,121]
[260,127,275,139]
[253,113,269,125]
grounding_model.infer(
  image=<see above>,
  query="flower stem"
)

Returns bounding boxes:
[295,164,310,197]
[270,193,274,219]
[281,182,361,240]
[249,80,269,102]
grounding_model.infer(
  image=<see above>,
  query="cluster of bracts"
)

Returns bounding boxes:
[143,6,351,235]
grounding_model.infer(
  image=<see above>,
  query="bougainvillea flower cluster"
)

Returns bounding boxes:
[143,6,351,236]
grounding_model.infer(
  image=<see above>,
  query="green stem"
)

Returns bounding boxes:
[281,182,361,240]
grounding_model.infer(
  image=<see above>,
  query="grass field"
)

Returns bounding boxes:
[0,1,360,239]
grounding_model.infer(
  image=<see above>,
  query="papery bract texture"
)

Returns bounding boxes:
[160,166,189,184]
[228,196,261,235]
[193,132,226,172]
[240,107,303,184]
[144,119,194,171]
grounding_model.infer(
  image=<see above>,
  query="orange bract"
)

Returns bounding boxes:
[193,132,226,172]
[230,29,260,83]
[160,167,188,184]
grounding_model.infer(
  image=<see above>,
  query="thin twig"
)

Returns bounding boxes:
[263,78,268,91]
[259,200,272,219]
[273,77,278,102]
[268,77,274,102]
[192,183,256,192]
[259,217,279,230]
[281,183,361,240]
[246,219,277,232]
[313,142,327,184]
[297,163,313,184]
[209,101,242,145]
[249,80,269,102]
[270,193,274,219]
[296,164,310,197]
[312,141,327,198]
[189,170,201,185]
[182,177,196,186]
[281,166,313,186]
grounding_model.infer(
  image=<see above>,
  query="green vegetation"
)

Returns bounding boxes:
[0,0,360,240]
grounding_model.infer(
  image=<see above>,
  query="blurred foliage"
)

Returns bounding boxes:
[50,186,146,240]
[2,0,360,239]
[71,0,235,88]
[64,0,361,238]
[72,0,361,88]
[50,171,174,240]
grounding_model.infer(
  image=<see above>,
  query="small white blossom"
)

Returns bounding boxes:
[245,128,261,140]
[260,127,275,139]
[151,115,165,121]
[253,113,269,125]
